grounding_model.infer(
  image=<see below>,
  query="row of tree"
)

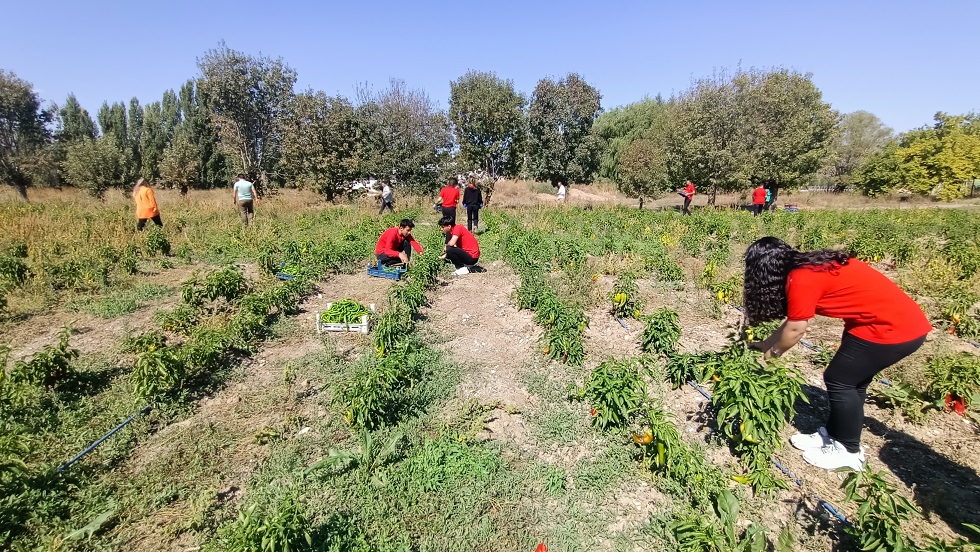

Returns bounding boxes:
[1,43,977,203]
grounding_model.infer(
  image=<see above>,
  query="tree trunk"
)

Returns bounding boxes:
[638,196,644,209]
[709,182,717,206]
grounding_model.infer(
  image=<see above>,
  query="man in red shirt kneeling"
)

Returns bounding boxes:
[438,216,480,275]
[375,219,424,266]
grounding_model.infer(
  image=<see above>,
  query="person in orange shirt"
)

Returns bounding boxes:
[744,237,931,471]
[133,178,163,231]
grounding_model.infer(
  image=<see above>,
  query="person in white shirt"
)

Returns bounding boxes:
[232,174,260,226]
[556,181,567,203]
[379,181,394,214]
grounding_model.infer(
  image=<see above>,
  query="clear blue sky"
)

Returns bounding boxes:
[3,0,977,133]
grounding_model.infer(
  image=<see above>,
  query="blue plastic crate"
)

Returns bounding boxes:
[367,263,407,280]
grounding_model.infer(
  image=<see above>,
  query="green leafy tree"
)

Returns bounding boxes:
[526,73,603,185]
[0,70,54,198]
[161,89,181,140]
[449,70,526,205]
[356,79,452,194]
[159,129,200,191]
[128,97,144,175]
[617,138,670,207]
[737,68,838,202]
[63,137,130,197]
[670,71,747,204]
[894,113,980,200]
[55,94,97,142]
[178,79,228,188]
[197,41,297,188]
[594,97,668,180]
[823,111,894,190]
[140,101,166,180]
[97,101,128,151]
[280,91,362,200]
[856,142,903,197]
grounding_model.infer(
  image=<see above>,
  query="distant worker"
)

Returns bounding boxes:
[438,216,480,275]
[743,237,931,471]
[678,180,695,215]
[462,177,483,232]
[379,180,395,214]
[375,218,423,266]
[133,178,162,231]
[765,186,774,211]
[439,177,461,224]
[556,181,567,203]
[233,173,260,227]
[752,184,767,216]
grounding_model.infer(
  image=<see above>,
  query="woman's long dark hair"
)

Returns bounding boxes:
[743,237,851,324]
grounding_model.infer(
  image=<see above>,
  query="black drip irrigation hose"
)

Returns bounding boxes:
[55,401,156,474]
[685,379,851,526]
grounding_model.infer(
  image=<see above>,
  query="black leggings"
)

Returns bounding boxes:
[441,206,456,224]
[137,215,163,231]
[466,206,480,230]
[824,332,925,452]
[444,246,477,269]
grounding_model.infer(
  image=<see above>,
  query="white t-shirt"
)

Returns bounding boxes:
[382,185,393,202]
[557,184,566,200]
[234,179,254,201]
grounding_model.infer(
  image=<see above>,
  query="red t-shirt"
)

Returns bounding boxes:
[375,227,423,257]
[449,225,480,258]
[786,259,931,344]
[684,183,695,198]
[752,187,767,205]
[440,186,460,208]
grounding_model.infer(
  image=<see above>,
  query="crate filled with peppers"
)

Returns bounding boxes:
[316,299,376,334]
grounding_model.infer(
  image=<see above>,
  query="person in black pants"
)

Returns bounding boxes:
[375,219,423,266]
[438,216,481,275]
[743,237,931,471]
[462,177,483,232]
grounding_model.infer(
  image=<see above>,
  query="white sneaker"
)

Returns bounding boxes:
[802,439,865,471]
[790,427,831,451]
[453,267,469,276]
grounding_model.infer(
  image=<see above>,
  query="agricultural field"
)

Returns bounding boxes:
[1,187,979,551]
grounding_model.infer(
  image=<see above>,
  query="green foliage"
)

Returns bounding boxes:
[131,341,184,400]
[8,326,79,389]
[0,69,53,196]
[56,93,98,142]
[616,137,671,203]
[159,129,201,189]
[611,272,643,318]
[710,344,808,490]
[280,92,361,200]
[219,494,313,552]
[198,41,298,181]
[672,490,769,552]
[871,380,931,424]
[927,353,980,408]
[449,70,526,192]
[572,357,648,430]
[822,110,895,189]
[641,308,680,356]
[665,352,721,389]
[306,429,405,485]
[0,253,30,286]
[62,136,133,197]
[182,265,250,306]
[525,73,603,184]
[144,226,171,256]
[842,467,920,552]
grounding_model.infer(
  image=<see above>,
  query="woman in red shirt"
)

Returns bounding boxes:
[744,237,931,471]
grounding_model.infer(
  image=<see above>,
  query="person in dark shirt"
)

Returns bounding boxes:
[374,219,423,266]
[438,216,481,275]
[461,177,483,232]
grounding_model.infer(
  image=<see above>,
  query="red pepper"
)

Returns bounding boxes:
[945,394,967,416]
[536,544,548,552]
[589,408,597,416]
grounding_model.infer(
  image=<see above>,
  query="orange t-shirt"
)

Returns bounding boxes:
[786,259,932,344]
[135,186,159,219]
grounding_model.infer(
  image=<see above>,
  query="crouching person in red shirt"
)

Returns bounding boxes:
[743,237,931,471]
[375,218,423,266]
[438,216,480,275]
